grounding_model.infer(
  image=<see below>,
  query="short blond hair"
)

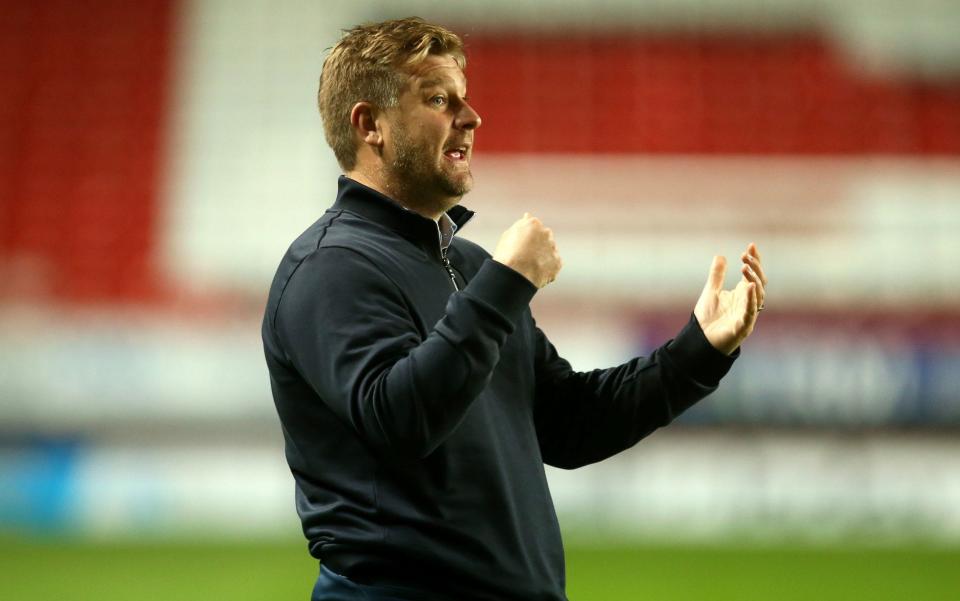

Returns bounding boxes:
[318,17,466,171]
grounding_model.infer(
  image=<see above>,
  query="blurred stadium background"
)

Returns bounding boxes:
[2,0,959,599]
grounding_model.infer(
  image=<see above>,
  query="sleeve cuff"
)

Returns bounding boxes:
[665,313,738,386]
[460,259,538,325]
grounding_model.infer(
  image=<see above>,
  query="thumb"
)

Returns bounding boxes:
[703,255,726,294]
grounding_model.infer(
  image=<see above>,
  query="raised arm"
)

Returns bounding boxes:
[534,244,767,469]
[271,214,563,459]
[274,247,535,459]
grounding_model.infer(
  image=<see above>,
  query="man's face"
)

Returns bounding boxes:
[380,54,482,215]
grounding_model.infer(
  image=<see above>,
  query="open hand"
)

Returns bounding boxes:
[693,243,767,355]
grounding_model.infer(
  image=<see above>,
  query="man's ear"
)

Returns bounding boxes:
[350,102,383,148]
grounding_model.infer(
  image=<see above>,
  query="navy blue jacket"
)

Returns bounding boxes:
[262,176,736,600]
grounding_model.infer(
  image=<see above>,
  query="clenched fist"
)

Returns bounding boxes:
[492,213,563,289]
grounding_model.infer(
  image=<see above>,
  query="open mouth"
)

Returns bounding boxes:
[443,146,468,161]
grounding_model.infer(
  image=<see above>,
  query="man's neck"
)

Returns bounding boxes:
[345,170,449,222]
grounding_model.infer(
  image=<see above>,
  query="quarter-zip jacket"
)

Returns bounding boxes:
[262,176,737,600]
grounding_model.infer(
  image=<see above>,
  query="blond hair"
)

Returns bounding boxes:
[318,17,466,171]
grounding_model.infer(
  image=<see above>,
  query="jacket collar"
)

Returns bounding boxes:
[332,176,475,259]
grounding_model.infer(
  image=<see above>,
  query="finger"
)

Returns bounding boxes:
[744,268,765,309]
[746,282,759,326]
[742,249,768,287]
[741,263,765,307]
[747,242,767,282]
[703,255,727,294]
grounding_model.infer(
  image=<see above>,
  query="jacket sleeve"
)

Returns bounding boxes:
[533,314,737,469]
[274,247,537,458]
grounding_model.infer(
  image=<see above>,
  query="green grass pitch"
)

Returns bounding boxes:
[2,537,958,600]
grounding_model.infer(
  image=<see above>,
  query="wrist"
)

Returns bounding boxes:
[492,258,538,288]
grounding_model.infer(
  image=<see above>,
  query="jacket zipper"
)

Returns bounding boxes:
[441,248,459,291]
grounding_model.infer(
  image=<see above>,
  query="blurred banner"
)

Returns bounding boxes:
[1,0,959,540]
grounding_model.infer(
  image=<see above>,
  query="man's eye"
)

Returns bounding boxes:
[431,96,447,106]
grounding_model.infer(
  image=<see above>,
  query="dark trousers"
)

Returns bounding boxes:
[311,564,435,601]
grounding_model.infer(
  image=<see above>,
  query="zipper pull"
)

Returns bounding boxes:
[441,251,459,291]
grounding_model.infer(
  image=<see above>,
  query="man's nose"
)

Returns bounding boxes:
[456,102,482,130]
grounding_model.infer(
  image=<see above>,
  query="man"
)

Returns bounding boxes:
[262,17,767,601]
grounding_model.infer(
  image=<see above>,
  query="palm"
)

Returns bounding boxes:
[693,246,767,355]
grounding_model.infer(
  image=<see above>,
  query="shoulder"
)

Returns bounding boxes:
[264,210,397,332]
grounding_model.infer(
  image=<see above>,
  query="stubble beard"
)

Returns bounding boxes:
[386,124,472,217]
